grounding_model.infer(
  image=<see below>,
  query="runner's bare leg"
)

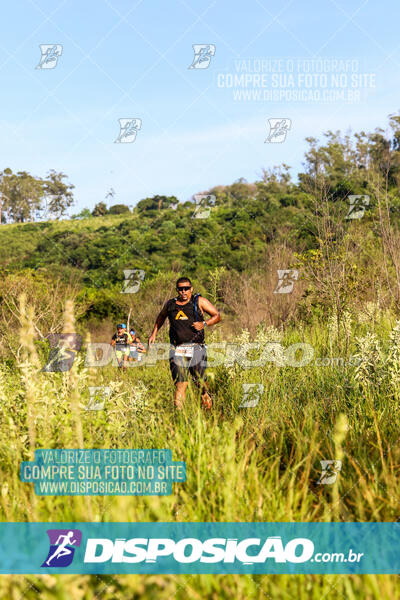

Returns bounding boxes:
[175,382,188,409]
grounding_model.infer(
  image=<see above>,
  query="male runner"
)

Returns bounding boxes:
[148,277,221,409]
[111,324,132,368]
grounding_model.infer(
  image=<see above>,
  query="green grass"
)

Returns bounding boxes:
[1,310,400,598]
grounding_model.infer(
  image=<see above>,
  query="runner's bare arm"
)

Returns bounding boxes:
[193,297,221,329]
[149,304,168,344]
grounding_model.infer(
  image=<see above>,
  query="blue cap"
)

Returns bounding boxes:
[117,323,126,329]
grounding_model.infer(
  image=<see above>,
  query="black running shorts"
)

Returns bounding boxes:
[169,344,207,383]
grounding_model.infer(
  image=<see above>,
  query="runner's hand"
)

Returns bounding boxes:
[148,334,156,346]
[192,321,204,331]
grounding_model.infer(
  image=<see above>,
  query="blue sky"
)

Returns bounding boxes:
[1,0,399,213]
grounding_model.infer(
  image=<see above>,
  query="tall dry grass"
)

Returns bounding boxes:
[1,299,400,597]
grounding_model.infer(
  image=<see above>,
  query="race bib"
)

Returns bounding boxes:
[174,345,194,358]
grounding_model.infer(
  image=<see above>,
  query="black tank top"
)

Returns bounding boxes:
[166,296,205,346]
[112,332,130,348]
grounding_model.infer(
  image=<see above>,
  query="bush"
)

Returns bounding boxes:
[108,204,130,215]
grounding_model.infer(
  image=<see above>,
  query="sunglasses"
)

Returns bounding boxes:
[177,285,191,291]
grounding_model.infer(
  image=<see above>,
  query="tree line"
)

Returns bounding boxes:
[3,113,400,225]
[0,168,74,223]
[2,114,400,332]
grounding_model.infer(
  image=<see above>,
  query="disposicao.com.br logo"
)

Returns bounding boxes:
[0,522,388,574]
[81,536,363,566]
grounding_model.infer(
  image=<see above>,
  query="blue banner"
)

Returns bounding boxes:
[0,522,398,574]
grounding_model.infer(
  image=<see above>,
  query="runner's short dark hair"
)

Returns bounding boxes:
[176,276,192,288]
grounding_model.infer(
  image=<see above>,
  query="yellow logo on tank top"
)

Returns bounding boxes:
[175,310,188,320]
